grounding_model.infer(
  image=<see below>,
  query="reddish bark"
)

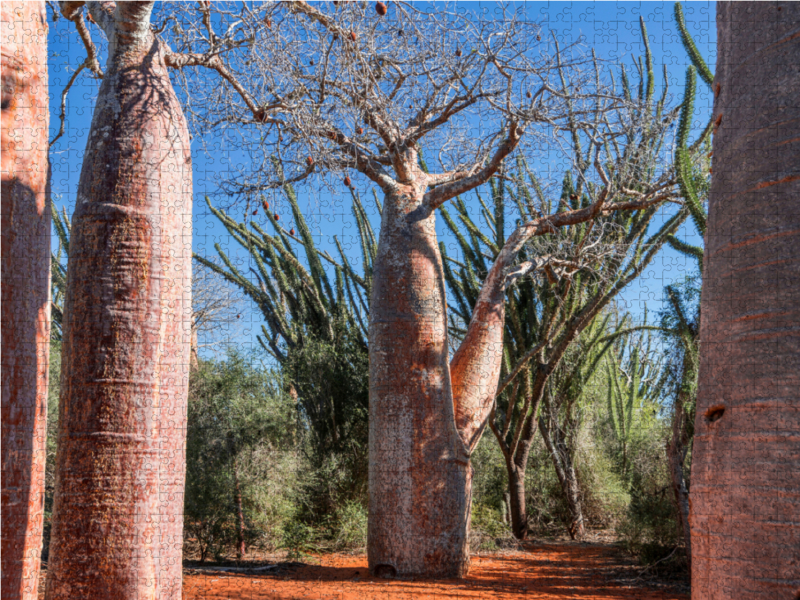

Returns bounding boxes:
[690,3,800,598]
[368,157,473,578]
[367,136,672,576]
[0,3,50,599]
[44,3,192,599]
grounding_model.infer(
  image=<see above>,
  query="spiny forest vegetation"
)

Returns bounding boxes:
[2,1,798,599]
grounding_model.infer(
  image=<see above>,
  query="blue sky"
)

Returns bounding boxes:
[46,1,715,359]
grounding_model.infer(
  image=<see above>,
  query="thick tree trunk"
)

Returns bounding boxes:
[690,3,800,598]
[0,3,50,599]
[507,463,528,540]
[45,3,192,599]
[539,418,585,540]
[368,174,473,578]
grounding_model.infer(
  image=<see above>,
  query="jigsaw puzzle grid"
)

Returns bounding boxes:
[3,2,753,599]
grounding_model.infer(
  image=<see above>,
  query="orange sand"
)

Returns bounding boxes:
[182,543,688,599]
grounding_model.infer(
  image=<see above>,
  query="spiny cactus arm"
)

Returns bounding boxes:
[52,202,70,255]
[639,17,655,105]
[440,243,472,323]
[284,182,334,302]
[333,236,368,290]
[675,68,708,237]
[636,56,645,104]
[625,346,640,437]
[519,156,548,212]
[491,177,506,247]
[371,188,383,217]
[353,191,378,261]
[674,3,714,87]
[666,234,703,264]
[475,189,498,238]
[342,273,369,339]
[657,64,669,119]
[620,63,632,104]
[461,207,498,258]
[606,362,623,439]
[676,67,696,150]
[351,198,374,288]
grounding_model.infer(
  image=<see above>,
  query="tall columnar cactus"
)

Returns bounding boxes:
[605,324,666,475]
[194,181,376,467]
[194,181,375,360]
[656,4,714,568]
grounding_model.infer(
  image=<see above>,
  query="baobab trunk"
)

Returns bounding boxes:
[368,154,506,578]
[690,3,800,598]
[45,3,192,599]
[1,3,50,599]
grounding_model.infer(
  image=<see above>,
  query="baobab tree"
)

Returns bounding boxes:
[1,3,50,599]
[45,2,192,598]
[162,2,684,575]
[690,2,800,598]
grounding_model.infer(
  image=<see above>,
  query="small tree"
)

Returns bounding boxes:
[537,314,627,540]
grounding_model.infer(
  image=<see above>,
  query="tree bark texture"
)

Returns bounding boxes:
[690,3,800,598]
[506,463,528,541]
[45,3,192,599]
[0,3,50,599]
[368,154,507,577]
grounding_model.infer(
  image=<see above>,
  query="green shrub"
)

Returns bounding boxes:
[279,519,320,560]
[329,500,368,552]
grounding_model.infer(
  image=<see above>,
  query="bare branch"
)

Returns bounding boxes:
[424,121,523,210]
[59,1,104,77]
[50,61,86,147]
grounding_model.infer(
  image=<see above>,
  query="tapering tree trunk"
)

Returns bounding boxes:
[507,463,528,540]
[0,3,50,599]
[690,3,800,598]
[368,177,472,578]
[45,3,192,599]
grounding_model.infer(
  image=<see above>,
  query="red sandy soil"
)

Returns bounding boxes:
[181,543,689,600]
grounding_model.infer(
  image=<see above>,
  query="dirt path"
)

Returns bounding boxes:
[183,543,689,599]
